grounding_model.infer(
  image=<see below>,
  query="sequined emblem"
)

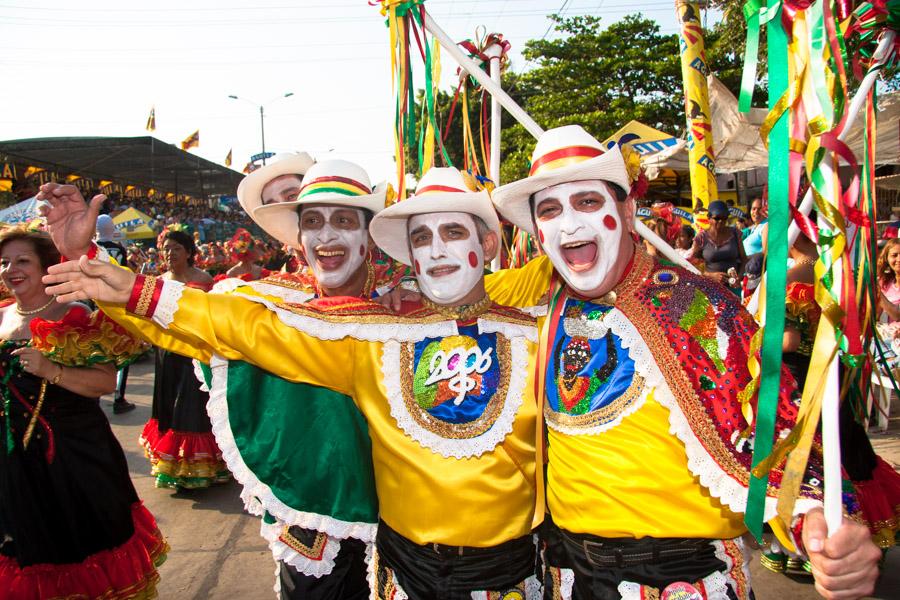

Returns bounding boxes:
[653,269,679,285]
[400,328,510,440]
[545,300,645,433]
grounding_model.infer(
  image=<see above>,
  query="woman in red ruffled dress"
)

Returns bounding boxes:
[0,226,167,599]
[217,228,272,283]
[140,228,229,489]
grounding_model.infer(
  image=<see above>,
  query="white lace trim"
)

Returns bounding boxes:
[469,575,542,599]
[205,354,377,542]
[211,277,316,305]
[192,358,210,392]
[477,316,538,343]
[559,568,574,600]
[545,308,658,437]
[519,304,549,317]
[152,279,184,329]
[367,547,409,600]
[260,520,340,578]
[381,333,529,459]
[225,291,457,343]
[94,244,112,265]
[273,559,282,599]
[713,537,752,599]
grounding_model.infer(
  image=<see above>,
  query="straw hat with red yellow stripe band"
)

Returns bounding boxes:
[370,167,500,266]
[491,125,631,235]
[252,159,387,248]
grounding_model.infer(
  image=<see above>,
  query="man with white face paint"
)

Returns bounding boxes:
[43,166,545,600]
[37,156,408,600]
[486,125,881,599]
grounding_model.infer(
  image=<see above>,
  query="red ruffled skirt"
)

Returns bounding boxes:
[0,503,168,600]
[140,419,230,489]
[853,456,900,548]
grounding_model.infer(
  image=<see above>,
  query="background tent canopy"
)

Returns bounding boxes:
[0,197,40,225]
[602,121,679,155]
[112,207,157,239]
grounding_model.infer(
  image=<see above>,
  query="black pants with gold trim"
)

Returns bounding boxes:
[372,520,539,600]
[278,528,369,600]
[556,526,754,600]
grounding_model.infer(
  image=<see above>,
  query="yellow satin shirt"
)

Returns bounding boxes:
[102,288,537,547]
[485,257,748,539]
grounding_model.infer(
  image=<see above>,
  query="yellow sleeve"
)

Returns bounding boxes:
[103,287,355,396]
[98,301,214,363]
[484,255,554,308]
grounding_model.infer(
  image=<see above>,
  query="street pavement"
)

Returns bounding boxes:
[106,357,900,599]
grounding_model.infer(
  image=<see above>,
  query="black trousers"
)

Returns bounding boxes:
[557,527,752,600]
[279,534,369,600]
[373,520,538,600]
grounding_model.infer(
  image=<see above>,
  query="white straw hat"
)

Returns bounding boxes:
[252,159,387,248]
[491,125,631,235]
[369,167,499,266]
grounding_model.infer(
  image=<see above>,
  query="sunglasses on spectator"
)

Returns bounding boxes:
[710,215,728,221]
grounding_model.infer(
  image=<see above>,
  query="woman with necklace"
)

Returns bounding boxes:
[690,200,746,296]
[140,228,229,489]
[0,226,166,598]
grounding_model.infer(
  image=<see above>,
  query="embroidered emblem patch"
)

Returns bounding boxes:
[545,300,646,435]
[385,323,528,458]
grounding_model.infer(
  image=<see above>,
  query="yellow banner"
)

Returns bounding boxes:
[676,1,718,210]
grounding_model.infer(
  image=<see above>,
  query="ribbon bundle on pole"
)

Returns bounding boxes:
[738,0,898,540]
[374,0,449,199]
[675,1,719,211]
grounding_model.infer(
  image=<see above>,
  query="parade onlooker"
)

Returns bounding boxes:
[692,200,746,294]
[674,224,695,260]
[0,226,167,597]
[95,214,135,414]
[878,239,900,323]
[139,228,228,489]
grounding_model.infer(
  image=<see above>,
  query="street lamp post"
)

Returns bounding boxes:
[228,92,294,165]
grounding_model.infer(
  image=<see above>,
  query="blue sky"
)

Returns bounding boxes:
[0,1,722,186]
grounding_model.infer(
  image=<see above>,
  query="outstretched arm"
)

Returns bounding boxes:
[43,259,354,394]
[37,183,105,259]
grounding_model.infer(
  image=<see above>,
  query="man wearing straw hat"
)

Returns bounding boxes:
[485,124,881,598]
[42,166,544,599]
[36,156,402,600]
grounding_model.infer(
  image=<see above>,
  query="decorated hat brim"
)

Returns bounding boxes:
[369,191,499,266]
[491,146,631,235]
[251,191,386,248]
[236,153,315,216]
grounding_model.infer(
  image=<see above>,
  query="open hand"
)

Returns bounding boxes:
[43,257,136,304]
[36,183,105,259]
[802,507,881,599]
[373,285,421,313]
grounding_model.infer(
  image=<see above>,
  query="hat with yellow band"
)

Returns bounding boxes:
[370,167,499,266]
[491,125,631,235]
[253,159,387,248]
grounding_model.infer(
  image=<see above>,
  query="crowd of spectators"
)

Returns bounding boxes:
[98,191,260,244]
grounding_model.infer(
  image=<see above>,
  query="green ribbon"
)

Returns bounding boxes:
[745,0,790,542]
[739,0,779,113]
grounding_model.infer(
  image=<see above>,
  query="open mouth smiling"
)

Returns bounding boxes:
[314,246,347,270]
[560,240,598,271]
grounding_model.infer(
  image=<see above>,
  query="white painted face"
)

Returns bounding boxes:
[532,180,629,296]
[261,174,303,206]
[299,205,369,288]
[408,212,484,304]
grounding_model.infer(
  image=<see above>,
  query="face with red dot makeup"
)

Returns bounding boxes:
[299,205,369,289]
[532,180,635,298]
[408,212,486,305]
